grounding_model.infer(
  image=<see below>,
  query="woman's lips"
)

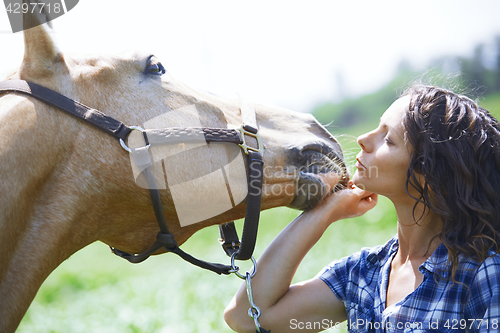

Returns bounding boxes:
[356,158,367,170]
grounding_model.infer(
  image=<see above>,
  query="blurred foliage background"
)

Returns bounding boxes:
[17,36,500,333]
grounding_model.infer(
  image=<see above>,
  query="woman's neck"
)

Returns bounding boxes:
[393,201,443,262]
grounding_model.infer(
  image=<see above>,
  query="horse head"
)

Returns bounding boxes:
[0,10,347,332]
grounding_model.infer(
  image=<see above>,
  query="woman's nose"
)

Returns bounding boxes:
[357,132,372,152]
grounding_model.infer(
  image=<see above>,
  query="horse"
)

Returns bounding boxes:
[0,11,347,332]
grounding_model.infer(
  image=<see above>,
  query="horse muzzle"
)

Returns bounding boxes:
[287,142,349,211]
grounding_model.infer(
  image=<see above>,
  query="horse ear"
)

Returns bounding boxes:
[20,2,62,79]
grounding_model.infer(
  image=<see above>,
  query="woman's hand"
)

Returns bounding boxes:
[307,180,378,227]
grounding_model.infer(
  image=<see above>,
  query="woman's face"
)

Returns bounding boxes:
[352,96,413,199]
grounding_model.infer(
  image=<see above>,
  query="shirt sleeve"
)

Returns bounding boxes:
[315,251,362,303]
[315,238,394,307]
[479,285,500,332]
[466,255,500,332]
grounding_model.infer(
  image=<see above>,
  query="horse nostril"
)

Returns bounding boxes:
[299,143,344,163]
[287,143,344,176]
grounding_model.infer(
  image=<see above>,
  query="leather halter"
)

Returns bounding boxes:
[0,79,265,274]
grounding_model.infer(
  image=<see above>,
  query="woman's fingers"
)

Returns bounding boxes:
[313,184,378,222]
[359,192,378,214]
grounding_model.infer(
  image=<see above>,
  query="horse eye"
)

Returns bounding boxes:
[146,61,165,75]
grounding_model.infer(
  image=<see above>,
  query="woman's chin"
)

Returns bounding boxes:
[351,176,368,191]
[351,172,361,185]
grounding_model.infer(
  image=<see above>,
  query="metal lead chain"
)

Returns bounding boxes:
[245,272,265,332]
[230,253,269,333]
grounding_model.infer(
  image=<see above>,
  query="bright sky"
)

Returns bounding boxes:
[2,0,500,112]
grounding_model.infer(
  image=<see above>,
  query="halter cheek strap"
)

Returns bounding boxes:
[0,79,264,274]
[218,96,264,259]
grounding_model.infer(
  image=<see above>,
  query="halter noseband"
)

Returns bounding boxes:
[0,79,264,275]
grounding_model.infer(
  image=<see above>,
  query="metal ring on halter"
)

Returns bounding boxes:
[230,251,257,279]
[120,126,151,153]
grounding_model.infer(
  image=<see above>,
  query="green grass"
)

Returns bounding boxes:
[18,201,397,333]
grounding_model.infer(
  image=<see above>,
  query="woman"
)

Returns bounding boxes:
[224,85,500,332]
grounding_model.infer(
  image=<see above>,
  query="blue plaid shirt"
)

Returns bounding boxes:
[317,235,500,332]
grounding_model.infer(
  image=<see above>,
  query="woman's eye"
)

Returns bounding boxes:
[385,137,393,145]
[146,61,165,75]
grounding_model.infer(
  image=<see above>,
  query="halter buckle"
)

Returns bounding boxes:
[238,125,264,156]
[219,239,241,257]
[120,126,151,153]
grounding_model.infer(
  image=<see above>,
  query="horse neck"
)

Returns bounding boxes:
[0,95,121,331]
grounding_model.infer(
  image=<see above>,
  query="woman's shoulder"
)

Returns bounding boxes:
[454,250,500,295]
[472,251,500,282]
[316,236,398,302]
[462,251,500,318]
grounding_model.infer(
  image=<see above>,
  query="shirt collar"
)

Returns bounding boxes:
[420,243,451,277]
[368,235,485,279]
[366,235,452,276]
[366,235,399,268]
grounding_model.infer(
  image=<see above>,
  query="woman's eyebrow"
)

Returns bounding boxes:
[379,117,391,128]
[378,118,405,139]
[379,119,388,131]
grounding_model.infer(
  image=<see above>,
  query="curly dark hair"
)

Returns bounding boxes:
[403,85,500,278]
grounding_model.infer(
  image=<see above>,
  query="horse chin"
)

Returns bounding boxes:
[287,171,342,211]
[287,172,325,211]
[287,151,349,211]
